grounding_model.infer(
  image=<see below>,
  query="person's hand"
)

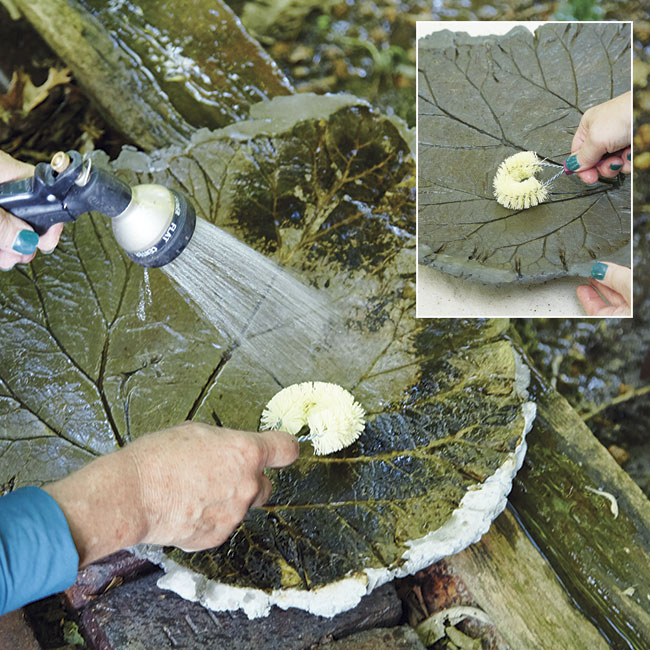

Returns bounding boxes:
[44,422,299,565]
[129,422,298,551]
[576,261,631,317]
[0,151,65,270]
[566,91,632,184]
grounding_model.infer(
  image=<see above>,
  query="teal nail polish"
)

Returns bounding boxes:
[12,230,39,255]
[627,153,631,161]
[610,164,622,170]
[590,261,608,280]
[41,248,55,255]
[565,154,580,172]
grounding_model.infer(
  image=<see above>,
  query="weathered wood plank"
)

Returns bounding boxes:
[508,370,650,649]
[10,0,292,150]
[447,508,609,650]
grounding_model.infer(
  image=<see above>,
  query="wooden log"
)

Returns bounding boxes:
[446,508,610,650]
[409,373,650,650]
[508,371,650,649]
[64,550,157,610]
[318,626,426,650]
[10,0,292,150]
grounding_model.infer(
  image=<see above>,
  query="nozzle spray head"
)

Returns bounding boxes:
[0,150,196,267]
[111,184,195,267]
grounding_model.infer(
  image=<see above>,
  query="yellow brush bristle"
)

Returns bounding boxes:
[500,151,541,181]
[260,381,366,456]
[493,151,548,209]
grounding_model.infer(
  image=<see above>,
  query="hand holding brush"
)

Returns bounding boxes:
[494,92,631,210]
[565,91,632,184]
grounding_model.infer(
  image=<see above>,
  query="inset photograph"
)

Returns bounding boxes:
[417,21,632,317]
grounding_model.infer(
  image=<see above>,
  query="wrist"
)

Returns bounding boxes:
[43,448,149,566]
[124,441,181,546]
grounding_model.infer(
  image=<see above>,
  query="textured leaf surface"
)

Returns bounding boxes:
[0,95,529,595]
[418,23,631,283]
[0,214,223,485]
[166,331,529,591]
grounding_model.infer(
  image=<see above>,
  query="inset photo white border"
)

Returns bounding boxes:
[415,21,633,318]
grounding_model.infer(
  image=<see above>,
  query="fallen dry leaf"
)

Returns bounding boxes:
[0,66,71,123]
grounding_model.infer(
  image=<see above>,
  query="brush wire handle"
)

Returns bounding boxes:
[0,151,132,235]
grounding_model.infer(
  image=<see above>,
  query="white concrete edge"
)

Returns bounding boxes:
[132,347,536,620]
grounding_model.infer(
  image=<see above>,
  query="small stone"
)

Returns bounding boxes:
[288,45,314,63]
[634,151,650,170]
[292,65,311,79]
[608,444,630,467]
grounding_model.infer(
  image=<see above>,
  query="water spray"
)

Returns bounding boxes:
[0,149,354,384]
[0,150,195,267]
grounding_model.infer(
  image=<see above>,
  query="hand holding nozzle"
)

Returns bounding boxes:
[0,151,64,271]
[0,149,132,235]
[0,149,196,268]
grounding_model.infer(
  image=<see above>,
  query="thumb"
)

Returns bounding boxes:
[257,430,300,468]
[570,135,606,172]
[0,151,34,183]
[590,261,631,303]
[0,208,40,255]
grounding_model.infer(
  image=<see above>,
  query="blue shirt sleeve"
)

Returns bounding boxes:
[0,486,79,615]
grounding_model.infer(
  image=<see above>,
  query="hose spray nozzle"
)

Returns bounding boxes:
[0,150,195,267]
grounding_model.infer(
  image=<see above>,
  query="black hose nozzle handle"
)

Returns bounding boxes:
[0,151,132,235]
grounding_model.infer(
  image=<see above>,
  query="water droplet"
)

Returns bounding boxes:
[137,268,153,321]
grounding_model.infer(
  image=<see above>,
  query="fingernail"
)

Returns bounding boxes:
[41,248,55,255]
[13,230,39,255]
[590,261,608,280]
[565,154,580,172]
[627,153,631,161]
[610,164,622,170]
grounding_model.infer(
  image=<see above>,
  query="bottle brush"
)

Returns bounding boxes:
[260,381,366,455]
[493,151,565,210]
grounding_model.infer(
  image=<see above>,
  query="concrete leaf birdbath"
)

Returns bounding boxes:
[0,95,535,619]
